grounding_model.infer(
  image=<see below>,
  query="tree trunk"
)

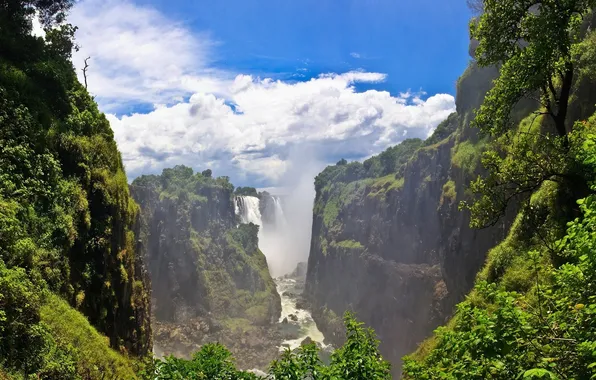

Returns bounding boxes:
[555,65,574,137]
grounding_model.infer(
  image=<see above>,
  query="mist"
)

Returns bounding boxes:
[258,148,326,277]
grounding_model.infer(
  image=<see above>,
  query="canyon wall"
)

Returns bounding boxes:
[304,60,514,375]
[130,167,281,363]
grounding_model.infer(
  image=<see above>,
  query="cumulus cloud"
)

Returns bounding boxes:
[108,73,455,185]
[69,0,231,111]
[70,0,455,187]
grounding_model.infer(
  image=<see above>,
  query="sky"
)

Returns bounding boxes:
[67,0,472,188]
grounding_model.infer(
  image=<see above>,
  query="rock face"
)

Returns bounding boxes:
[153,317,284,371]
[130,166,281,364]
[304,61,514,375]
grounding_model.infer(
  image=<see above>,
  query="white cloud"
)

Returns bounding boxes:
[108,72,455,185]
[69,0,231,111]
[350,52,361,59]
[70,0,456,187]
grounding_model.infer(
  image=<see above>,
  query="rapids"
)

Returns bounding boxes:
[235,195,329,351]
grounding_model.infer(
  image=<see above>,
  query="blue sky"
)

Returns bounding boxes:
[69,0,470,188]
[136,0,472,96]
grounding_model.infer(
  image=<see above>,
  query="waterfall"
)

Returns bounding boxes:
[271,196,287,230]
[234,193,329,352]
[235,196,263,226]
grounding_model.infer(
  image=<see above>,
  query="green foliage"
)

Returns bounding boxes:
[270,312,391,379]
[133,166,278,326]
[41,293,138,379]
[155,313,390,380]
[451,139,484,176]
[425,113,458,146]
[440,180,457,207]
[404,113,596,379]
[368,174,405,199]
[0,262,71,377]
[363,138,423,178]
[314,139,422,195]
[323,197,340,228]
[334,240,364,250]
[465,114,595,228]
[471,0,596,138]
[0,0,151,376]
[235,186,259,197]
[229,223,260,254]
[155,343,257,380]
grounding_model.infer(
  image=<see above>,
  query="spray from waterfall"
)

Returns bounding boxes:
[235,195,296,277]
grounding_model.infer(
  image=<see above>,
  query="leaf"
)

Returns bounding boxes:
[523,368,559,379]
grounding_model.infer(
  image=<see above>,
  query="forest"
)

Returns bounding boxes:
[2,0,596,379]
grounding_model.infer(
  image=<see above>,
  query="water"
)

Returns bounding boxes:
[276,276,328,351]
[234,195,328,351]
[235,196,263,225]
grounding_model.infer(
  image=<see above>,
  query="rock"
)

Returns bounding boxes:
[290,262,308,278]
[288,314,298,322]
[282,317,288,324]
[209,319,223,333]
[304,60,510,377]
[282,291,297,298]
[295,298,308,310]
[300,336,314,346]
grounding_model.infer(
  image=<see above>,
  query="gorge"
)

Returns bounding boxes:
[130,173,331,371]
[5,0,596,379]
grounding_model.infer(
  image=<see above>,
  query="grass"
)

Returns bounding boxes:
[334,240,364,250]
[451,140,484,176]
[323,197,340,227]
[41,293,138,379]
[439,180,457,207]
[368,174,405,199]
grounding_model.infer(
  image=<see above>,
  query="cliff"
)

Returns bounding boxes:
[130,166,281,366]
[304,59,513,375]
[0,3,151,377]
[306,11,596,375]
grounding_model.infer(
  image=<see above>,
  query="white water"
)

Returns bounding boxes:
[234,195,328,351]
[235,196,263,226]
[276,277,329,351]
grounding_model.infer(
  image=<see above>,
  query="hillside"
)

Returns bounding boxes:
[0,1,151,378]
[305,7,596,377]
[130,166,282,369]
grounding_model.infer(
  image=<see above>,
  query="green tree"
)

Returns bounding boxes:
[326,313,391,379]
[472,0,596,138]
[153,313,391,380]
[471,0,596,138]
[155,343,257,380]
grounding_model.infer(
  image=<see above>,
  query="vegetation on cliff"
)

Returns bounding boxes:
[0,0,152,378]
[131,165,280,332]
[152,312,391,379]
[403,1,596,378]
[306,1,596,378]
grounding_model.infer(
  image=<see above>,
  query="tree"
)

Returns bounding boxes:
[152,313,391,380]
[471,0,596,138]
[463,1,596,227]
[155,343,257,380]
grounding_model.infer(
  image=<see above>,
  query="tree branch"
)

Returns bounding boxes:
[82,56,90,89]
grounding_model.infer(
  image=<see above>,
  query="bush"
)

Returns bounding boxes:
[153,313,391,380]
